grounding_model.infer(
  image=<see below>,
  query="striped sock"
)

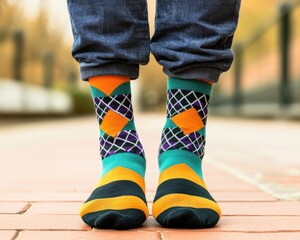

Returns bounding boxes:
[152,77,221,228]
[80,75,148,229]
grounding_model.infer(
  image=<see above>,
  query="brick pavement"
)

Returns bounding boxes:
[0,115,299,240]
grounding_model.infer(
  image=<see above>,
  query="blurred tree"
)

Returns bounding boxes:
[139,1,282,111]
[0,0,23,42]
[0,0,78,89]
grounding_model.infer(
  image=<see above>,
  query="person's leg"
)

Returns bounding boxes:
[151,0,241,228]
[67,0,150,229]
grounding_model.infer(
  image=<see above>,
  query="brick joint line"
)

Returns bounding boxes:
[11,230,20,240]
[207,154,300,201]
[17,202,32,214]
[159,231,166,240]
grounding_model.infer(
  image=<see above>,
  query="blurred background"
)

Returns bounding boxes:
[0,1,299,228]
[0,0,299,118]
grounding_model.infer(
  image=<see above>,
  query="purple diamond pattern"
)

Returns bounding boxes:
[100,130,145,159]
[159,127,205,159]
[167,89,210,125]
[93,94,133,125]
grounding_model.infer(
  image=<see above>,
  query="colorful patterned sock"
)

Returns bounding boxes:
[80,75,148,229]
[152,77,221,228]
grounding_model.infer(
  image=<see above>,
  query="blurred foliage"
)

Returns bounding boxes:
[1,0,299,112]
[0,0,78,89]
[234,0,278,42]
[69,88,95,115]
[0,0,22,41]
[139,55,167,112]
[235,0,300,60]
[218,0,300,94]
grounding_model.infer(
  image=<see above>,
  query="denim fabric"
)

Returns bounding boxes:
[67,0,150,80]
[67,0,241,82]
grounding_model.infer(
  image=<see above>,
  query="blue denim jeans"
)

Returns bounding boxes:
[67,0,241,83]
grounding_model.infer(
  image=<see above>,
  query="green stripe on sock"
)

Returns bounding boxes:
[100,128,105,137]
[90,86,107,98]
[102,152,146,178]
[168,77,213,95]
[197,127,206,137]
[122,120,136,131]
[111,82,131,96]
[158,149,203,179]
[165,118,177,128]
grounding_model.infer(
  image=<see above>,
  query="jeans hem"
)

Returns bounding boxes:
[79,63,140,81]
[163,67,222,83]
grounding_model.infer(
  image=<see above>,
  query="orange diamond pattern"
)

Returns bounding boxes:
[171,107,204,135]
[100,110,128,137]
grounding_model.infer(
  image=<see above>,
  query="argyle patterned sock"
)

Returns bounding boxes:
[152,77,221,228]
[80,75,148,229]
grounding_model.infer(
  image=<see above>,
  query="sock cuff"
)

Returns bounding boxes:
[89,75,130,83]
[89,75,131,97]
[167,77,213,95]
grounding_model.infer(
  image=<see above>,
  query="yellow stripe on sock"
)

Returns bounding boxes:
[96,166,146,193]
[80,196,149,217]
[152,193,221,218]
[159,163,207,189]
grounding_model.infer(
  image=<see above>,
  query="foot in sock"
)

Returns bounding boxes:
[152,77,221,228]
[80,75,148,229]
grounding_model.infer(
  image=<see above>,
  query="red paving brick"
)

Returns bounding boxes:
[26,202,82,215]
[0,192,86,202]
[0,215,89,230]
[211,216,300,232]
[1,115,299,239]
[205,183,259,191]
[212,191,276,202]
[0,202,28,214]
[0,182,93,192]
[163,232,300,240]
[220,202,300,216]
[0,231,17,240]
[18,231,160,240]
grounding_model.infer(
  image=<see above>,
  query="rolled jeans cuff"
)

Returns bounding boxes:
[79,62,140,81]
[163,67,223,83]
